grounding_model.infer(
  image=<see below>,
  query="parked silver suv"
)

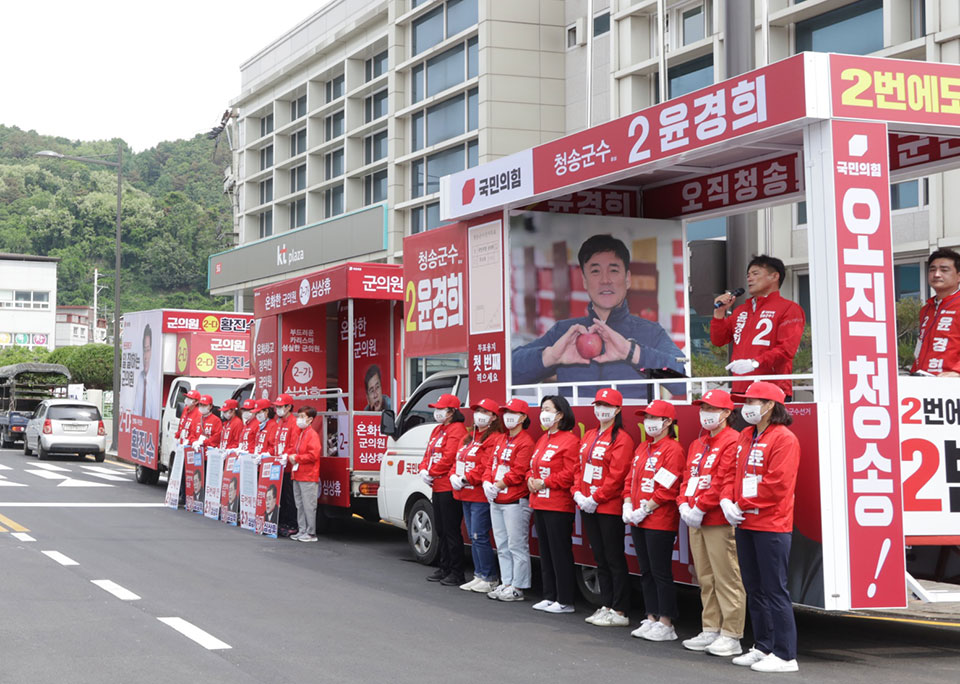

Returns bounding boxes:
[23,399,107,462]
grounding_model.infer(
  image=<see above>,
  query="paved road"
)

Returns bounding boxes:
[1,445,958,684]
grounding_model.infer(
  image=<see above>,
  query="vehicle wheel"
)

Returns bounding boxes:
[575,565,603,606]
[95,451,106,463]
[1,432,12,449]
[23,437,32,456]
[136,465,160,485]
[37,443,49,461]
[406,498,438,565]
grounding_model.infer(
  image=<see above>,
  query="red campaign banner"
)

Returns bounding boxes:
[831,119,906,609]
[643,153,803,219]
[338,300,393,412]
[255,455,283,537]
[280,309,326,398]
[253,262,403,318]
[353,414,388,472]
[888,133,960,173]
[522,188,640,217]
[220,451,241,525]
[183,446,204,514]
[831,54,960,127]
[175,333,250,378]
[403,223,469,357]
[118,414,159,469]
[318,457,350,507]
[469,333,506,404]
[161,310,253,334]
[252,316,278,401]
[532,55,806,195]
[346,263,404,300]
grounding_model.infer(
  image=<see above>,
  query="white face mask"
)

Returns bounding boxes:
[594,405,617,423]
[502,413,523,430]
[474,413,492,429]
[741,403,769,425]
[643,417,665,437]
[433,409,449,423]
[276,406,289,418]
[256,411,268,423]
[699,410,723,431]
[539,410,558,429]
[199,405,211,416]
[242,411,253,423]
[185,398,197,408]
[296,417,309,430]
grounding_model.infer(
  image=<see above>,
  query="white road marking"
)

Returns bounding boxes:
[11,532,35,542]
[92,579,141,601]
[0,475,28,487]
[157,617,231,650]
[78,467,129,481]
[0,502,165,507]
[0,463,12,470]
[31,463,71,472]
[25,469,69,480]
[42,550,79,566]
[57,479,112,488]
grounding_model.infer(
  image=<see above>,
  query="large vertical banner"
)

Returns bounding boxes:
[183,447,204,513]
[468,218,507,402]
[252,316,278,400]
[118,310,162,468]
[255,455,283,538]
[830,119,905,609]
[220,451,241,525]
[338,300,393,413]
[203,448,226,520]
[238,452,258,531]
[280,309,326,398]
[164,444,185,509]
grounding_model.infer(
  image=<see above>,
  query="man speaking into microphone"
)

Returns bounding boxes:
[711,255,805,400]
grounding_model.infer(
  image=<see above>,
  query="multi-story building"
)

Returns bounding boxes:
[55,306,107,347]
[0,253,58,351]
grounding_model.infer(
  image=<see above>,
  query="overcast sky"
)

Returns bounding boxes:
[3,1,328,152]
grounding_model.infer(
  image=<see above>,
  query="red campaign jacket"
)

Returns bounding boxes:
[453,432,499,503]
[198,413,222,447]
[419,422,468,494]
[274,414,301,473]
[722,423,801,533]
[240,418,259,453]
[484,431,535,504]
[254,420,278,455]
[710,291,805,397]
[911,290,960,375]
[219,416,244,450]
[572,427,635,516]
[677,426,739,527]
[626,437,685,532]
[176,406,202,443]
[528,430,581,513]
[292,427,322,482]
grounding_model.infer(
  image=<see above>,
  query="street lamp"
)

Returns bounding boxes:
[36,145,123,453]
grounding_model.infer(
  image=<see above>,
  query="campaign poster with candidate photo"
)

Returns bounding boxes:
[203,448,226,520]
[220,451,242,525]
[239,452,258,531]
[255,455,283,538]
[164,444,185,509]
[118,309,163,468]
[184,447,205,514]
[508,212,686,402]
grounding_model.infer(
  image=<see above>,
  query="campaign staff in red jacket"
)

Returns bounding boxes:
[527,395,581,614]
[623,400,684,643]
[484,399,535,603]
[418,394,468,585]
[253,399,277,456]
[450,398,503,593]
[912,248,960,376]
[289,406,322,543]
[218,399,244,450]
[176,389,203,445]
[677,389,746,656]
[721,382,801,674]
[712,255,805,399]
[573,388,635,627]
[194,395,222,451]
[239,399,259,453]
[273,394,301,538]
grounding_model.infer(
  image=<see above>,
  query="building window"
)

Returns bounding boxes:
[410,140,477,199]
[289,198,306,229]
[446,0,477,36]
[325,110,345,141]
[365,50,388,81]
[796,201,807,227]
[290,164,306,194]
[290,128,306,157]
[593,11,610,37]
[259,178,273,205]
[325,74,345,103]
[259,210,273,238]
[891,179,926,210]
[656,54,714,101]
[10,290,51,309]
[410,202,443,234]
[567,24,579,49]
[412,0,477,56]
[364,130,388,164]
[682,5,705,45]
[260,114,274,137]
[324,185,344,217]
[260,145,274,170]
[894,262,923,301]
[411,88,478,152]
[911,0,926,40]
[795,0,883,55]
[411,36,477,104]
[325,148,344,180]
[365,89,389,123]
[290,95,307,121]
[364,169,388,205]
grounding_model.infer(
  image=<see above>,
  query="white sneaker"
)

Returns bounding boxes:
[498,587,524,602]
[643,622,677,641]
[544,602,575,614]
[532,599,553,611]
[594,609,629,627]
[682,631,720,651]
[471,579,497,594]
[732,647,768,667]
[706,635,742,657]
[488,584,511,600]
[298,534,318,543]
[290,532,305,541]
[630,619,655,638]
[750,654,799,673]
[585,607,608,624]
[459,577,482,591]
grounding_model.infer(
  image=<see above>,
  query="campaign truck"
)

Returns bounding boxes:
[0,363,71,447]
[118,309,253,484]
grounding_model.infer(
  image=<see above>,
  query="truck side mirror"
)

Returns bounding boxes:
[380,409,397,438]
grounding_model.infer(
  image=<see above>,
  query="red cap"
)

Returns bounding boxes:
[500,398,529,414]
[693,389,734,410]
[636,399,676,419]
[221,399,238,411]
[428,394,461,409]
[733,381,786,404]
[470,398,500,414]
[241,399,256,410]
[199,395,214,406]
[592,388,623,407]
[273,393,294,407]
[185,389,201,401]
[254,399,273,412]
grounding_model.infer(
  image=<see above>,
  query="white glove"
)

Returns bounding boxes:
[630,501,650,525]
[192,439,204,449]
[580,495,598,514]
[483,481,500,502]
[277,454,287,467]
[721,498,745,526]
[678,502,691,519]
[573,491,586,508]
[726,359,758,375]
[419,470,434,486]
[686,506,705,529]
[449,474,464,490]
[621,502,634,524]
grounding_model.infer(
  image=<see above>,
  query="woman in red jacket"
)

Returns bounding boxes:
[290,406,321,543]
[450,398,503,593]
[573,388,635,627]
[720,381,801,674]
[483,398,536,602]
[418,394,469,586]
[678,389,746,657]
[252,399,277,457]
[624,400,684,642]
[527,395,581,614]
[239,399,259,453]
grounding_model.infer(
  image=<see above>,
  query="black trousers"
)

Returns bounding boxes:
[736,529,797,660]
[581,512,630,613]
[631,526,678,619]
[432,491,464,577]
[534,510,576,605]
[279,471,298,532]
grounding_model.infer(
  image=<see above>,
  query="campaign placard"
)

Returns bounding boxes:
[203,448,226,520]
[220,451,242,525]
[164,444,185,509]
[183,446,205,514]
[255,455,283,538]
[239,452,258,531]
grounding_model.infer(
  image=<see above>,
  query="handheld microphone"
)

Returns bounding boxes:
[714,288,745,308]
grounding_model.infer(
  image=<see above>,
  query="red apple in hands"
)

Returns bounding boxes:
[575,332,604,360]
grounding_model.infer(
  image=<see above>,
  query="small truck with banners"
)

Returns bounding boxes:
[0,363,71,447]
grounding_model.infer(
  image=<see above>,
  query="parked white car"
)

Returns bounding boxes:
[23,399,107,461]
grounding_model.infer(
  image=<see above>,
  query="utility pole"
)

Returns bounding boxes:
[93,267,99,343]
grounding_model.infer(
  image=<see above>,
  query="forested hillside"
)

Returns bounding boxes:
[0,124,234,314]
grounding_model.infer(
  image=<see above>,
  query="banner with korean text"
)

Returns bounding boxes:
[164,444,185,509]
[203,448,226,520]
[255,455,283,538]
[468,218,507,402]
[338,300,392,414]
[183,446,204,514]
[220,451,242,525]
[280,310,325,399]
[252,316,278,401]
[239,452,258,531]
